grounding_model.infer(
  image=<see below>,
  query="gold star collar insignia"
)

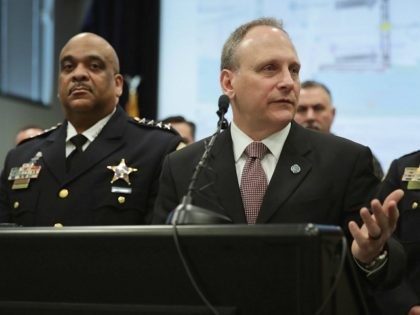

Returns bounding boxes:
[107,159,138,185]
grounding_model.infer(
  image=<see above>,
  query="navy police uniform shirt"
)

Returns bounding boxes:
[0,106,182,226]
[375,150,420,315]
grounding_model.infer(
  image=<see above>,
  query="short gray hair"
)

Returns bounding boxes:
[220,17,286,71]
[301,80,333,103]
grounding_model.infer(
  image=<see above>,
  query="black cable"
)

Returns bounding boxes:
[169,95,229,315]
[314,236,348,315]
[172,223,220,315]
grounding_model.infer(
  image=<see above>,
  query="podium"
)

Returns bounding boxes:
[0,224,370,314]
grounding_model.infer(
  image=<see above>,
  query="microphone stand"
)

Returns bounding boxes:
[170,96,232,225]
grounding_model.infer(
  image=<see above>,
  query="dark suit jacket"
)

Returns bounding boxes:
[154,121,404,288]
[0,106,181,226]
[155,122,379,224]
[374,151,420,315]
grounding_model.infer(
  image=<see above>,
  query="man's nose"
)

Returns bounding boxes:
[72,64,89,81]
[306,107,316,119]
[276,70,294,90]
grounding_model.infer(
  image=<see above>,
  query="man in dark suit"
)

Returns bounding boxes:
[153,17,405,287]
[374,151,420,315]
[0,33,182,226]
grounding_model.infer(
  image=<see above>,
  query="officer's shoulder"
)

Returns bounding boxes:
[17,123,61,146]
[128,116,179,136]
[398,150,420,161]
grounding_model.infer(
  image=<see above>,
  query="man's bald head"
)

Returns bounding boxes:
[60,32,120,74]
[58,32,124,132]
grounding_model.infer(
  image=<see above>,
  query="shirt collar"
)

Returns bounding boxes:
[66,107,116,142]
[231,121,291,162]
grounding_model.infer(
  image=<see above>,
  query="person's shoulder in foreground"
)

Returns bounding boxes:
[374,150,420,315]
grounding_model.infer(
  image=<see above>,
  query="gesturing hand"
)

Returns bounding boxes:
[349,189,404,263]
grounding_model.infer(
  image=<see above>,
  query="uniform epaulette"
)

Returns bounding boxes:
[18,123,62,145]
[399,150,420,159]
[129,116,179,135]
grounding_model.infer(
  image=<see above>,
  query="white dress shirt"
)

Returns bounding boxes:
[65,108,116,157]
[230,121,291,185]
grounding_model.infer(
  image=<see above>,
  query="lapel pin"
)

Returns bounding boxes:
[290,164,301,174]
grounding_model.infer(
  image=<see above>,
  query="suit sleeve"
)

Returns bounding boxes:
[375,276,419,315]
[152,154,180,224]
[341,147,406,290]
[145,136,182,224]
[377,159,401,201]
[342,146,380,228]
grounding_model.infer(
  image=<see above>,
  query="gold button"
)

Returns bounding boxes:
[58,189,69,198]
[54,223,63,228]
[118,196,125,204]
[13,201,19,209]
[412,202,418,210]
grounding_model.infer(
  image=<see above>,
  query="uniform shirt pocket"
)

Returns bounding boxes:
[399,195,420,242]
[9,190,39,225]
[89,184,149,225]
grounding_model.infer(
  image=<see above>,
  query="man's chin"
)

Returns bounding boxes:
[65,100,95,112]
[267,111,294,130]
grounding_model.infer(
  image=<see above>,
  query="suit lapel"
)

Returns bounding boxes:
[257,122,313,223]
[209,129,247,223]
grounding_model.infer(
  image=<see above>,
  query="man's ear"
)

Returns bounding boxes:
[220,69,235,99]
[115,74,124,97]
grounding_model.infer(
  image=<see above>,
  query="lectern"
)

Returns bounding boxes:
[0,224,369,314]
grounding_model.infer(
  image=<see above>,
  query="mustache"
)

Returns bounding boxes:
[302,122,321,130]
[68,83,93,95]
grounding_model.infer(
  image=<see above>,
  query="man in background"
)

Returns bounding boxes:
[295,80,384,179]
[161,115,196,145]
[0,32,181,226]
[15,125,43,145]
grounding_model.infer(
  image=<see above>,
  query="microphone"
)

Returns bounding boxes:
[217,94,230,130]
[170,95,232,225]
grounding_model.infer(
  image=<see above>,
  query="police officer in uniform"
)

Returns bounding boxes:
[0,33,182,226]
[374,150,420,315]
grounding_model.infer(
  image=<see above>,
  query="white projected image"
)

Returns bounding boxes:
[158,0,420,171]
